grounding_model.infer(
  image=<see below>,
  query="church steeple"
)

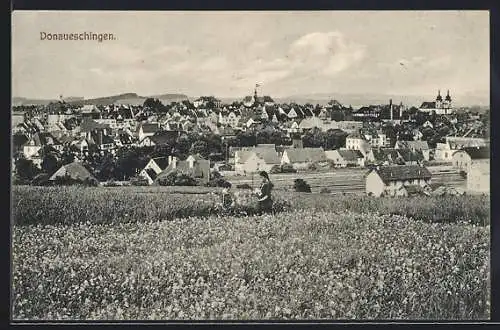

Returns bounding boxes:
[445,90,451,101]
[436,90,443,101]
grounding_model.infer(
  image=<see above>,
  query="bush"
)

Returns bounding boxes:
[459,170,467,179]
[320,187,331,194]
[236,183,252,190]
[103,179,120,187]
[31,173,51,186]
[281,164,297,173]
[130,177,150,186]
[294,179,312,193]
[270,164,297,174]
[157,171,198,187]
[206,177,232,188]
[307,163,318,171]
[270,165,281,174]
[83,177,99,187]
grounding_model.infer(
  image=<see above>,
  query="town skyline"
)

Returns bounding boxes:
[12,11,489,101]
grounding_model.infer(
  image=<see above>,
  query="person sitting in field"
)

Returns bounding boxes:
[254,171,274,215]
[221,188,235,211]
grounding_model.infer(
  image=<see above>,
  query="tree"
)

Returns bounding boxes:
[15,158,40,181]
[294,179,311,193]
[189,140,209,158]
[41,153,59,175]
[59,148,75,166]
[96,153,117,181]
[143,98,165,113]
[157,171,198,186]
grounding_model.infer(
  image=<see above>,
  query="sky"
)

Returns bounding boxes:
[12,11,489,100]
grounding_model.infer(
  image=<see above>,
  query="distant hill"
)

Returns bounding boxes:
[12,90,488,108]
[67,93,143,106]
[12,97,58,106]
[276,91,490,108]
[13,92,190,106]
[63,96,85,102]
[149,93,189,103]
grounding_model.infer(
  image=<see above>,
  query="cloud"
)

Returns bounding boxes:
[287,31,366,76]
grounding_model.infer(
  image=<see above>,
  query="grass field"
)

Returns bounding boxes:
[11,185,490,320]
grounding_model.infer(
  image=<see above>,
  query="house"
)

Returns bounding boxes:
[80,104,97,113]
[325,149,365,167]
[284,121,301,135]
[234,148,281,174]
[22,132,63,158]
[49,162,97,182]
[422,121,434,129]
[365,148,401,165]
[138,157,170,185]
[451,146,490,173]
[395,140,431,161]
[412,129,424,141]
[70,138,89,155]
[281,147,327,170]
[80,118,109,138]
[445,136,487,149]
[12,113,25,132]
[467,162,489,194]
[298,117,339,131]
[156,154,211,184]
[138,131,180,147]
[365,165,432,197]
[136,123,161,141]
[219,110,241,127]
[434,142,454,162]
[336,121,363,134]
[397,148,425,165]
[345,132,371,156]
[435,137,488,161]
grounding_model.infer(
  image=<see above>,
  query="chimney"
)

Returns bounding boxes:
[389,99,393,121]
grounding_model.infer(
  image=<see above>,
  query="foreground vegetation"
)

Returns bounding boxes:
[12,186,490,226]
[12,210,489,320]
[11,186,490,320]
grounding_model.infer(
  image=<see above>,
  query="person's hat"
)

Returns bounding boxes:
[259,171,269,180]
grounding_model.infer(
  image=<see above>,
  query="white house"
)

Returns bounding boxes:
[234,148,281,175]
[467,162,489,194]
[281,147,327,170]
[138,157,170,185]
[365,165,432,197]
[451,147,490,173]
[287,108,298,119]
[395,140,431,161]
[325,149,365,167]
[345,132,371,156]
[136,123,161,141]
[435,142,454,161]
[219,111,241,127]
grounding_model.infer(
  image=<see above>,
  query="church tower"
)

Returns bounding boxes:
[444,90,452,108]
[435,90,443,109]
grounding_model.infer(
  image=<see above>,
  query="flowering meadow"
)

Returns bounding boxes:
[11,186,490,320]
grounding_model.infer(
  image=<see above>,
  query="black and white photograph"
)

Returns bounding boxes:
[11,10,490,320]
